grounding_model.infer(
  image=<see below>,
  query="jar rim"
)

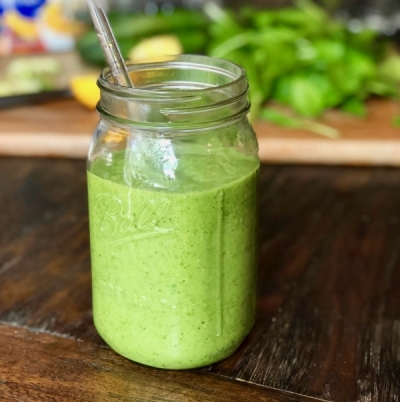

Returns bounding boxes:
[96,54,250,130]
[97,54,247,100]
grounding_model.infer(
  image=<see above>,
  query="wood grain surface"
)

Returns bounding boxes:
[1,97,400,165]
[0,157,399,401]
[255,98,400,166]
[0,323,318,402]
[0,99,97,158]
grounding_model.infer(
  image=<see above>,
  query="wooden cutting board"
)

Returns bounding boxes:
[1,97,400,165]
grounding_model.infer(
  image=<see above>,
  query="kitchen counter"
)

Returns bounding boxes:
[1,97,400,166]
[0,157,399,401]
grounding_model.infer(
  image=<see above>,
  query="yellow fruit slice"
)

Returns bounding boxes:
[128,35,183,63]
[70,75,100,110]
[4,11,37,40]
[41,3,86,36]
[43,3,73,33]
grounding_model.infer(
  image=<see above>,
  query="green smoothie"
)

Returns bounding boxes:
[87,145,259,369]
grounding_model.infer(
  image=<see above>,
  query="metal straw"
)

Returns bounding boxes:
[86,0,134,87]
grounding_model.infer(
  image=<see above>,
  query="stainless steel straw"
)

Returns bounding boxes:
[86,0,134,87]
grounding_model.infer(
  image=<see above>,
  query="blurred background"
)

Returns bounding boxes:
[1,0,400,163]
[1,0,399,55]
[1,0,400,131]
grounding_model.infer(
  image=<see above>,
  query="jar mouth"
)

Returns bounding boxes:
[98,54,246,100]
[96,54,250,129]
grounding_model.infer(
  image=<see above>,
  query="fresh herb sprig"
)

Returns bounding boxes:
[205,0,400,130]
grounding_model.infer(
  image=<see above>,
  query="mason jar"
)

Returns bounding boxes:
[87,54,260,369]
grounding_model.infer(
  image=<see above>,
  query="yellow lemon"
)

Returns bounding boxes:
[70,75,100,110]
[128,35,183,63]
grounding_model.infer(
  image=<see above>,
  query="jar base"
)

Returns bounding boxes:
[95,322,253,370]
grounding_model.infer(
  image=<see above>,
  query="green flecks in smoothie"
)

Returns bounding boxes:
[87,145,259,369]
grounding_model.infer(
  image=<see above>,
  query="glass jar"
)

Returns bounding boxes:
[87,54,260,369]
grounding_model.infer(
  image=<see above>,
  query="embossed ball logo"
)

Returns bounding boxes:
[94,194,173,245]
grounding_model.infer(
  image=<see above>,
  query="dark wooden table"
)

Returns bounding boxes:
[0,157,399,402]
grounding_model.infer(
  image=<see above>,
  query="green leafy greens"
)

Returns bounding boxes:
[77,1,400,135]
[205,0,400,130]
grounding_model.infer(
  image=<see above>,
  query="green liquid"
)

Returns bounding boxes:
[87,147,259,369]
